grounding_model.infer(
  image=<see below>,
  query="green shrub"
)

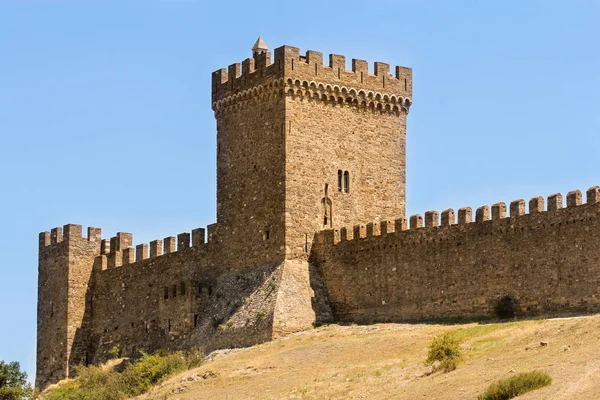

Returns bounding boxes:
[44,349,205,400]
[108,345,121,360]
[478,371,552,400]
[493,295,517,319]
[44,381,89,400]
[424,332,464,372]
[120,351,187,396]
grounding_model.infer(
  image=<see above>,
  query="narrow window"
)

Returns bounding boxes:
[172,285,177,298]
[163,287,169,300]
[50,301,54,317]
[337,170,343,192]
[404,78,407,91]
[343,171,350,193]
[194,314,198,328]
[322,198,333,227]
[168,319,171,332]
[180,282,186,296]
[263,230,270,240]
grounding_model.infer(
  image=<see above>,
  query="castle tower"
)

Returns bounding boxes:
[36,225,101,389]
[212,38,412,262]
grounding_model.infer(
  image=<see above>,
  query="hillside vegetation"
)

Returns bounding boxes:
[135,315,600,400]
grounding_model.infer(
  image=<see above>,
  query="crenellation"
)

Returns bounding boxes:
[149,240,162,258]
[567,190,582,207]
[39,231,51,248]
[207,224,218,243]
[136,244,148,261]
[177,232,191,250]
[587,186,600,204]
[374,62,390,77]
[548,193,563,211]
[380,220,393,235]
[529,196,544,213]
[410,214,423,229]
[88,227,102,242]
[366,222,380,237]
[441,209,455,226]
[353,224,366,239]
[424,210,439,228]
[491,202,506,220]
[306,50,323,67]
[109,232,133,253]
[164,237,176,254]
[213,44,412,115]
[458,207,472,224]
[476,206,490,222]
[329,54,345,71]
[395,217,408,232]
[107,250,123,269]
[94,255,108,272]
[254,51,271,70]
[339,227,348,242]
[510,199,525,217]
[191,228,206,246]
[122,248,135,265]
[228,63,241,82]
[352,58,368,74]
[101,239,110,255]
[63,224,82,240]
[242,57,255,76]
[50,227,63,244]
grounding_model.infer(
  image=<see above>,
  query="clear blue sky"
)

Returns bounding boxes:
[1,0,599,382]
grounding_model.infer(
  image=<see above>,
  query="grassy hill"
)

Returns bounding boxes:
[135,315,600,400]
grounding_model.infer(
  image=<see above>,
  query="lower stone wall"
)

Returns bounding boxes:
[312,200,600,323]
[87,243,287,365]
[84,251,324,372]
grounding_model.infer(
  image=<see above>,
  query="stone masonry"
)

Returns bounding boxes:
[36,38,599,389]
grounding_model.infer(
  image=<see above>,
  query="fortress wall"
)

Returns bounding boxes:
[88,228,282,365]
[312,187,600,322]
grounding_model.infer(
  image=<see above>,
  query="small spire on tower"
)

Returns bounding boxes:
[252,36,268,58]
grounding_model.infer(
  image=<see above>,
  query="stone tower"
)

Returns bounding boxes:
[212,38,412,262]
[36,225,101,389]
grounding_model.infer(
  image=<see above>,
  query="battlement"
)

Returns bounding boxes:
[319,185,600,246]
[212,44,412,112]
[93,227,209,271]
[39,224,102,249]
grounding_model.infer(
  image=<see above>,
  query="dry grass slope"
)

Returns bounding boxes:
[131,315,600,399]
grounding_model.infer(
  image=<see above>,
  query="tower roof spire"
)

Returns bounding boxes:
[252,36,268,56]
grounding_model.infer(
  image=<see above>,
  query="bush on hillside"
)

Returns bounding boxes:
[477,371,552,400]
[493,295,517,319]
[424,332,464,372]
[44,348,205,400]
